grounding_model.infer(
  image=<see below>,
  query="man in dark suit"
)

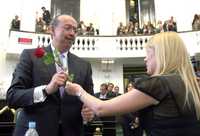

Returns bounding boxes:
[94,83,113,100]
[6,15,94,136]
[113,85,121,97]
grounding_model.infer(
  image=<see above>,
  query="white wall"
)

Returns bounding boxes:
[80,0,126,35]
[91,60,124,94]
[154,0,200,31]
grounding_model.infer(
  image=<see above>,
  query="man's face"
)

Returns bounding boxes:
[127,83,133,92]
[100,85,107,95]
[114,86,119,93]
[108,84,114,91]
[52,16,77,51]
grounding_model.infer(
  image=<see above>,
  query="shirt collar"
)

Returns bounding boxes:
[50,44,68,58]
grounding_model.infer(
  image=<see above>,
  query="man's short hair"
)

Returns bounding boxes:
[100,83,108,90]
[50,15,60,28]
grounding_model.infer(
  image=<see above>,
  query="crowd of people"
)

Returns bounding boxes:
[116,16,177,36]
[77,21,99,36]
[11,12,200,36]
[92,82,142,136]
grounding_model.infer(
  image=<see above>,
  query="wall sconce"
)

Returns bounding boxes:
[101,59,115,64]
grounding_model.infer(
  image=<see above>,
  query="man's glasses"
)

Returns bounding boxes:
[63,26,77,33]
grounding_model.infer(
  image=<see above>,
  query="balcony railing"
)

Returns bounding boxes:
[7,30,200,58]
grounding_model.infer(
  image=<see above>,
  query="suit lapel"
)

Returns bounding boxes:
[44,45,60,101]
[44,45,57,77]
[67,52,74,75]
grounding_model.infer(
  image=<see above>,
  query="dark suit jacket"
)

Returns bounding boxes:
[6,45,94,136]
[94,92,114,99]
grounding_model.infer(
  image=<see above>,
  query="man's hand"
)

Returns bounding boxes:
[81,104,95,123]
[46,71,67,95]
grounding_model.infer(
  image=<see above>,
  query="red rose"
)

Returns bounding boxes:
[34,47,45,58]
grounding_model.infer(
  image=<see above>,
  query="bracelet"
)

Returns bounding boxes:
[76,89,84,98]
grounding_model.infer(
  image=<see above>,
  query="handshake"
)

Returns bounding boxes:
[44,71,94,123]
[44,71,82,96]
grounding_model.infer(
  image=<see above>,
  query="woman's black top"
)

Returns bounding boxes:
[135,74,200,136]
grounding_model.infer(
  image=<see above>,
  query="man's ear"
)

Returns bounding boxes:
[49,26,54,35]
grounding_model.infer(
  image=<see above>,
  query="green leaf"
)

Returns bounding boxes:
[42,53,54,65]
[68,74,74,82]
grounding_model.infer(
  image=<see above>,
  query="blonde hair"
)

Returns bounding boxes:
[146,32,200,119]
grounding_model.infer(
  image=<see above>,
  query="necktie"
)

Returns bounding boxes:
[57,54,68,98]
[59,86,65,98]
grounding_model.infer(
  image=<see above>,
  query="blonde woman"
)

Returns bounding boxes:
[66,32,200,136]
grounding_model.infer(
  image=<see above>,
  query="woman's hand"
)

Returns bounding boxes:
[65,81,83,96]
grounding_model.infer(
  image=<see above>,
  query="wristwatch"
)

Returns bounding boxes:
[42,88,49,97]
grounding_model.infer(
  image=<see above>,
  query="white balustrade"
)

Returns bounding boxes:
[6,31,200,58]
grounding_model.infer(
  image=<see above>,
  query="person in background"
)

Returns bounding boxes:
[35,17,45,33]
[77,21,86,35]
[117,22,124,35]
[192,14,200,31]
[66,32,200,136]
[7,14,94,136]
[94,83,113,100]
[107,82,115,98]
[41,7,51,26]
[121,82,143,136]
[11,15,20,31]
[113,85,121,96]
[86,23,95,36]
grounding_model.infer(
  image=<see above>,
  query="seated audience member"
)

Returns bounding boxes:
[86,23,95,36]
[155,20,163,33]
[66,32,200,136]
[95,28,99,35]
[127,22,134,35]
[107,82,115,98]
[11,15,20,31]
[134,22,142,35]
[35,17,45,33]
[167,16,177,32]
[94,83,112,99]
[192,14,200,31]
[163,20,168,32]
[113,85,121,96]
[117,22,124,35]
[77,21,86,35]
[146,21,155,34]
